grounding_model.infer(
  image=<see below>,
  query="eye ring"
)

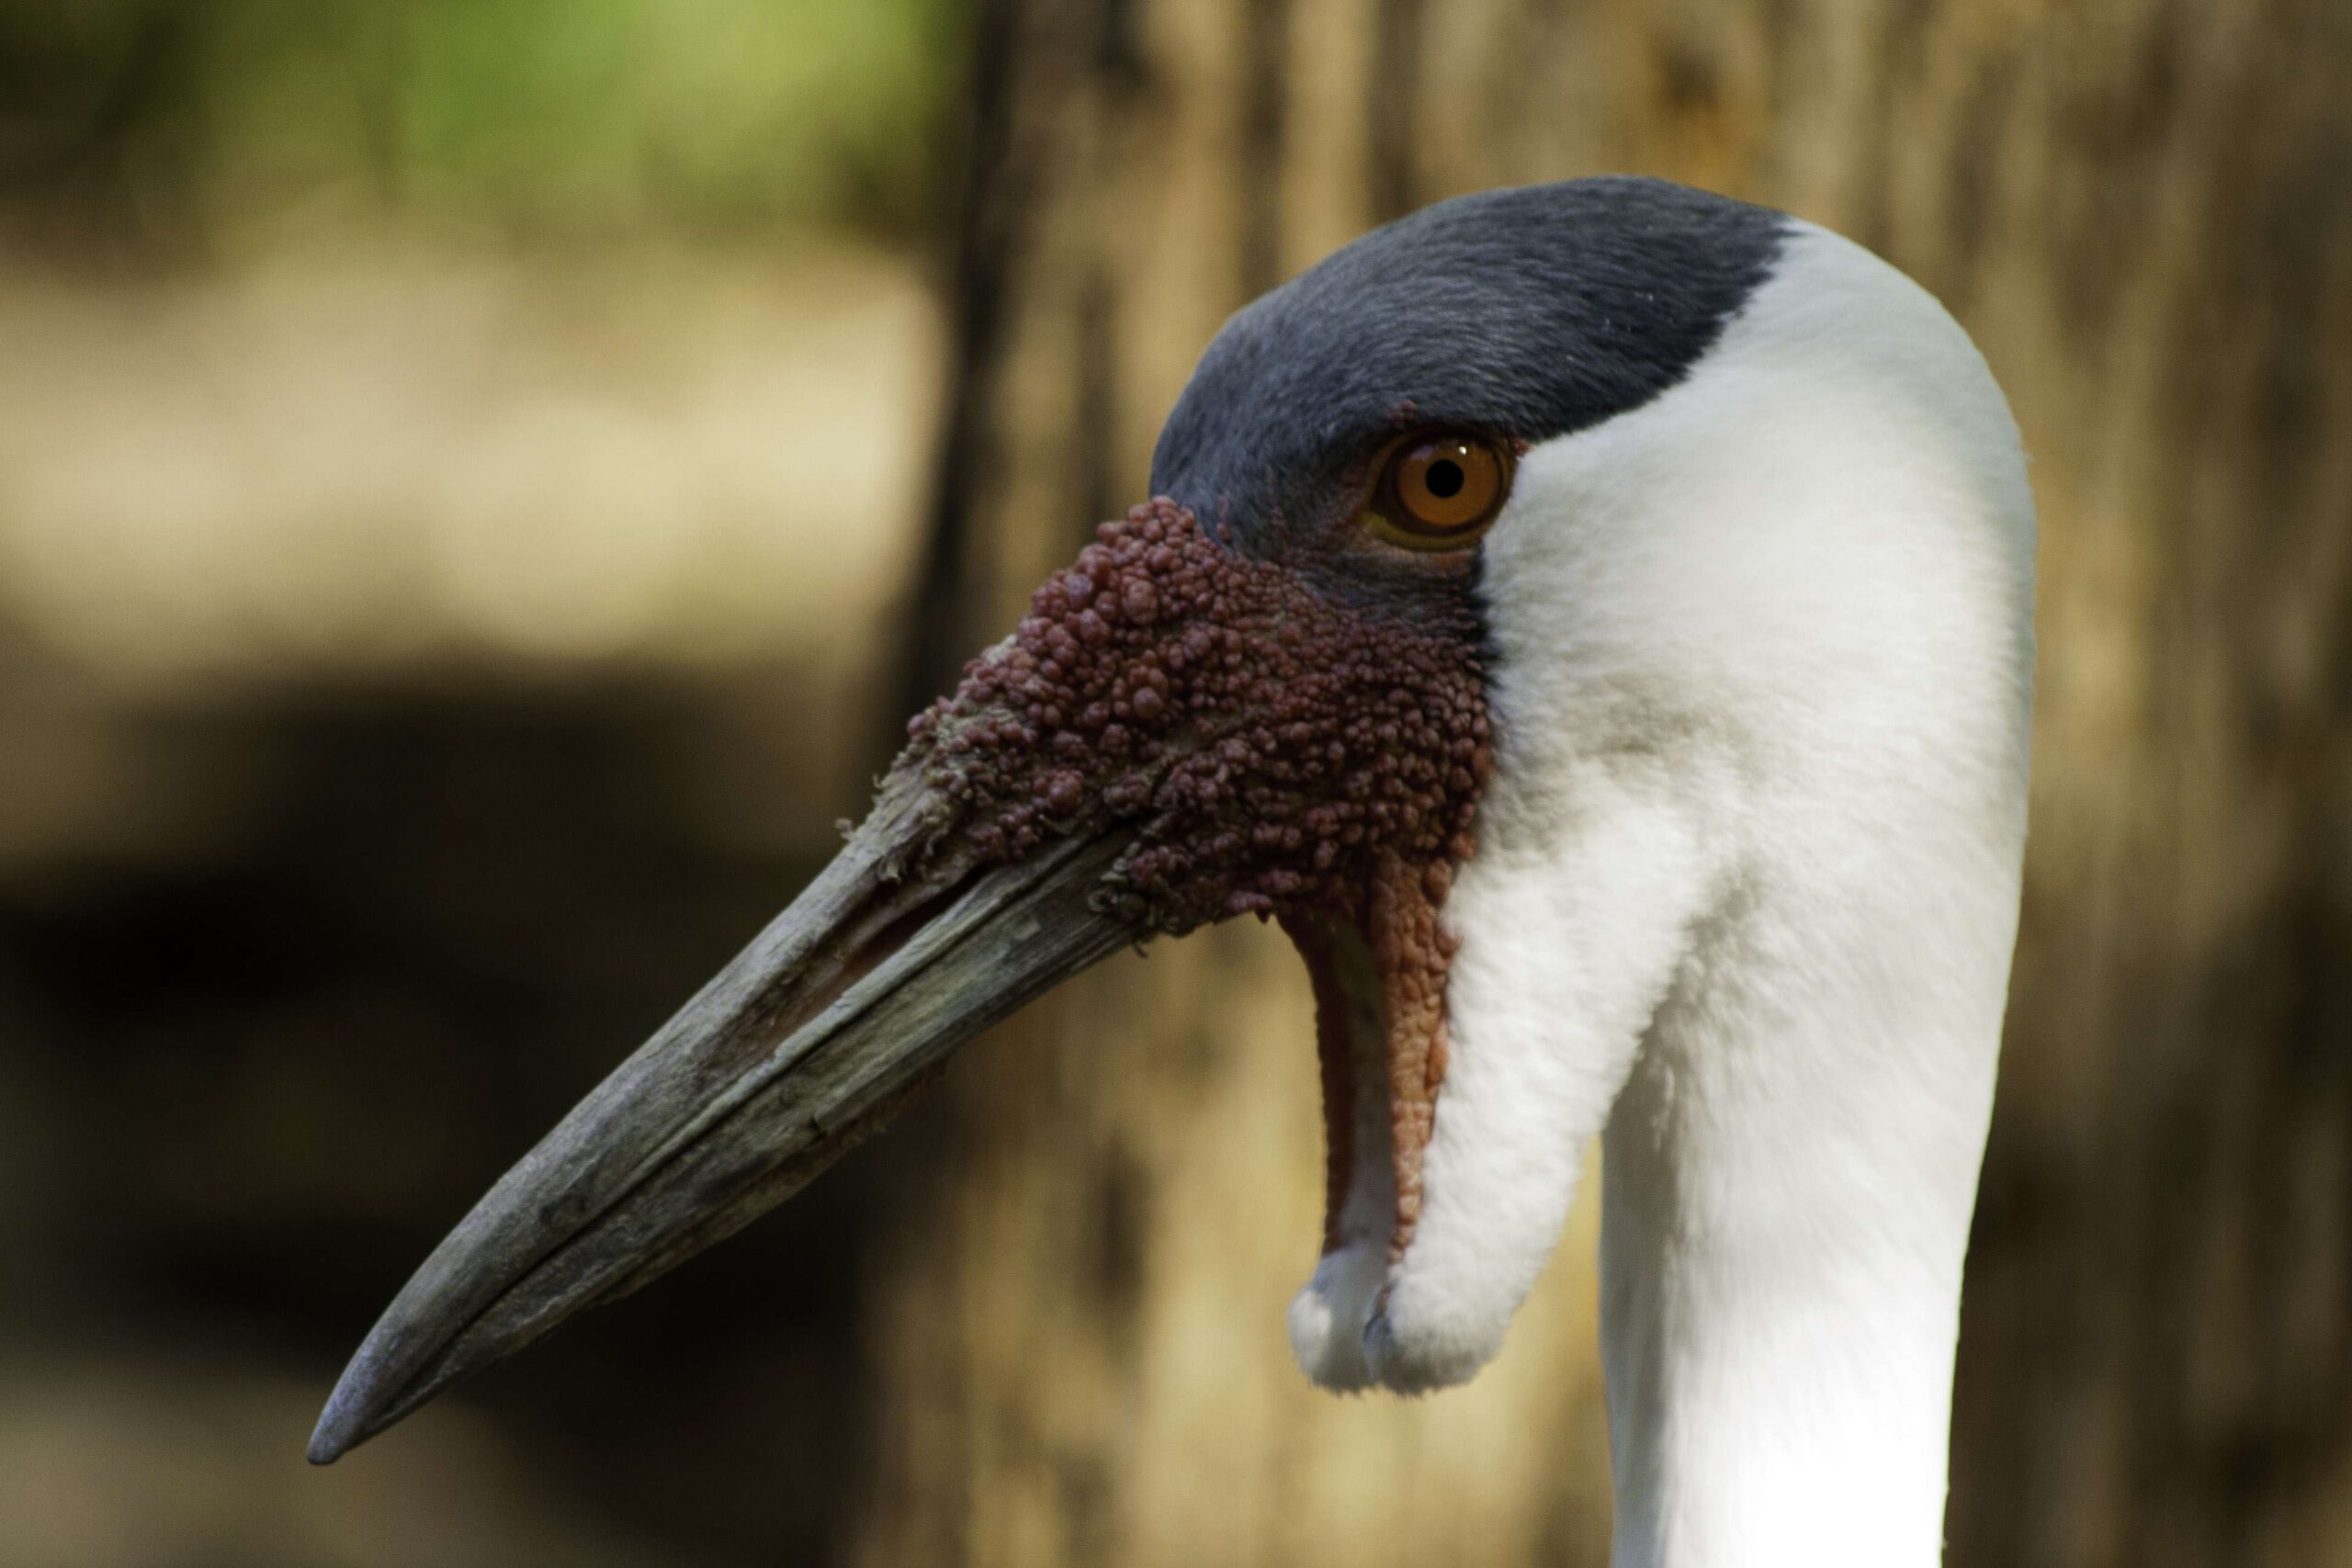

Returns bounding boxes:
[1361,428,1514,551]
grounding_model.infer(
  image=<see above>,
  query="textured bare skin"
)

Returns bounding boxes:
[1371,854,1457,1260]
[901,498,1491,1259]
[1279,914,1358,1256]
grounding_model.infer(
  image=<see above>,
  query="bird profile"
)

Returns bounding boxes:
[311,176,2035,1568]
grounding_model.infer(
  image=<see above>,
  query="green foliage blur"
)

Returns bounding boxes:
[0,0,963,251]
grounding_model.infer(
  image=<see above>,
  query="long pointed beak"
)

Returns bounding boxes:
[308,767,1136,1463]
[311,496,1495,1459]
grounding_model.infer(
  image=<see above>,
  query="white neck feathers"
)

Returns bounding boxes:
[1345,223,2035,1568]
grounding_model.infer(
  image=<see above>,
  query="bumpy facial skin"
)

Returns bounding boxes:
[893,497,1492,1266]
[902,498,1489,934]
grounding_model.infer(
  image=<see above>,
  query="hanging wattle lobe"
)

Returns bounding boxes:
[919,499,1498,1371]
[1283,854,1464,1269]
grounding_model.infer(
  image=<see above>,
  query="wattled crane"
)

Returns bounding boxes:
[311,176,2034,1568]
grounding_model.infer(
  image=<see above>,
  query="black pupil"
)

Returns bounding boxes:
[1425,457,1465,499]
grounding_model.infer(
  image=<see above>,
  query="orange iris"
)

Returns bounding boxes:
[1363,430,1512,550]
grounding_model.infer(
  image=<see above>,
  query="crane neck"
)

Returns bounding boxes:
[1288,215,2035,1560]
[1594,876,2007,1568]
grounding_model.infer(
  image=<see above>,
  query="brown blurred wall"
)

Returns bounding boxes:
[853,0,2352,1564]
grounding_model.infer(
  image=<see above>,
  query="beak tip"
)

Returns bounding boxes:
[306,1412,356,1467]
[309,1354,397,1466]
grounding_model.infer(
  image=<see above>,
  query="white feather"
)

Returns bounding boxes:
[1293,221,2036,1568]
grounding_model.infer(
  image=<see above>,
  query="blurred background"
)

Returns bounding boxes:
[0,1,2346,1564]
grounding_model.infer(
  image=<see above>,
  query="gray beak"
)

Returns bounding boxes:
[308,767,1136,1463]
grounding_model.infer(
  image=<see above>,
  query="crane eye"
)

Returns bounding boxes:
[1363,430,1512,550]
